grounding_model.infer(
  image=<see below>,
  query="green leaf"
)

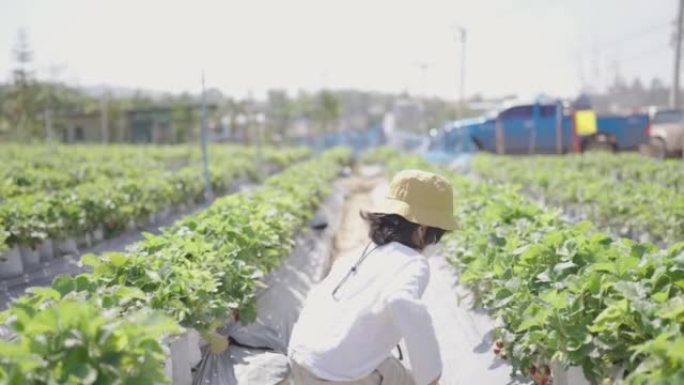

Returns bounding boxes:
[107,252,129,267]
[52,276,76,296]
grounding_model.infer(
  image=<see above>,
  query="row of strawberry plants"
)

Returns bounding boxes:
[0,144,309,199]
[472,154,684,245]
[0,147,351,385]
[368,148,684,385]
[0,145,193,199]
[0,147,309,276]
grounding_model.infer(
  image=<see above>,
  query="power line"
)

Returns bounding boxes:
[574,20,671,55]
[537,20,672,71]
[619,44,672,68]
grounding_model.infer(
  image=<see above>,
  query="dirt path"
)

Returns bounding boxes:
[330,165,385,265]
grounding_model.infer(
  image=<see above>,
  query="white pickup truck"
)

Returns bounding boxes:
[649,109,684,158]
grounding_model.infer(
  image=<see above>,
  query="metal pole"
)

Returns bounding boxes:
[100,93,108,143]
[257,114,264,178]
[454,26,467,154]
[672,0,684,108]
[248,91,264,179]
[459,28,467,120]
[555,101,563,154]
[44,109,53,146]
[200,71,213,201]
[495,117,504,155]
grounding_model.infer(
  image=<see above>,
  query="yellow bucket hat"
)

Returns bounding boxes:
[375,169,458,231]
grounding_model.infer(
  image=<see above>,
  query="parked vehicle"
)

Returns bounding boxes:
[648,109,684,159]
[438,101,650,154]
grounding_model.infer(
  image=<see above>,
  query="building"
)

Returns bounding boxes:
[127,107,175,143]
[59,104,218,144]
[58,112,103,143]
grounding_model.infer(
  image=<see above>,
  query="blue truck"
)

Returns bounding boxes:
[435,101,650,155]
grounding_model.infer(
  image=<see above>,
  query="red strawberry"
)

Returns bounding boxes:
[532,364,550,385]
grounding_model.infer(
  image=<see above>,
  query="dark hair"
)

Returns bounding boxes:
[360,211,446,250]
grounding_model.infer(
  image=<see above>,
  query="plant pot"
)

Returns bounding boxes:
[170,334,192,385]
[163,356,173,384]
[57,238,79,256]
[158,207,171,222]
[77,233,92,248]
[175,203,187,214]
[19,245,41,271]
[126,219,137,232]
[92,226,104,243]
[0,247,24,278]
[103,223,117,239]
[38,239,54,261]
[147,212,157,226]
[186,328,203,369]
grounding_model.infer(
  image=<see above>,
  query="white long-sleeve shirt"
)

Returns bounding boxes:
[288,241,442,385]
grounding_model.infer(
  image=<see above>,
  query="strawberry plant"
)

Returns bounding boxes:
[85,149,347,331]
[1,145,310,250]
[0,220,7,254]
[0,299,179,385]
[0,147,347,383]
[472,154,684,245]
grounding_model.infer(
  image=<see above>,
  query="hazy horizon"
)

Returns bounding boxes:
[0,0,678,101]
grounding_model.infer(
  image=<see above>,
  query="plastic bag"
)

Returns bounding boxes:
[193,322,290,385]
[227,322,287,354]
[231,346,290,385]
[192,344,290,385]
[192,347,238,385]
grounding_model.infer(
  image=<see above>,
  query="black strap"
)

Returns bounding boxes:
[331,242,380,300]
[228,336,275,352]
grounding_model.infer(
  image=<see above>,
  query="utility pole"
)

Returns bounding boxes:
[416,63,433,133]
[672,0,684,108]
[246,91,264,179]
[100,92,108,143]
[453,25,467,153]
[44,109,53,146]
[200,71,213,202]
[458,28,467,120]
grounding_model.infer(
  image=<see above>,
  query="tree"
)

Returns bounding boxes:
[3,29,41,140]
[267,89,292,139]
[0,84,10,136]
[170,93,196,143]
[222,98,250,144]
[648,77,670,106]
[312,90,341,133]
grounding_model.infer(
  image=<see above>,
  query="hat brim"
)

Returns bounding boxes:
[374,197,458,231]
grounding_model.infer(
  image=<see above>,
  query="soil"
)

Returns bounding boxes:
[330,165,385,265]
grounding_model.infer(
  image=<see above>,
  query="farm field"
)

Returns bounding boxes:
[1,145,683,385]
[473,154,684,246]
[0,146,351,384]
[0,144,308,279]
[371,148,684,385]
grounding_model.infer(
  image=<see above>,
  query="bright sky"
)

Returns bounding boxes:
[0,0,677,100]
